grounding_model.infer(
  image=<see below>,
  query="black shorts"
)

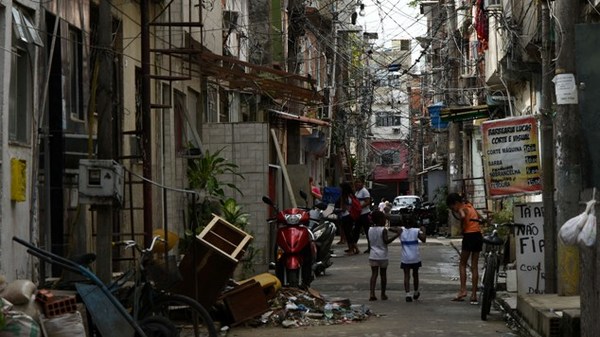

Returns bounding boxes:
[401,262,422,270]
[462,232,483,252]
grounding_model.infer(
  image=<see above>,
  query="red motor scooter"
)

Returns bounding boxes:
[263,195,316,288]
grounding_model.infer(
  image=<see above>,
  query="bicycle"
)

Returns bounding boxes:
[112,236,218,337]
[13,236,218,337]
[479,222,524,321]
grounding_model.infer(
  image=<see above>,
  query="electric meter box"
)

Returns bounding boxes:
[78,159,124,205]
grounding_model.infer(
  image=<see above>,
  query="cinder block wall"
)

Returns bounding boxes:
[202,123,270,273]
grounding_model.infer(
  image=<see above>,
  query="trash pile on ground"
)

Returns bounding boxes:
[243,287,372,328]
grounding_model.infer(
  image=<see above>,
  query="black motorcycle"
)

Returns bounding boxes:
[299,191,337,276]
[415,202,438,235]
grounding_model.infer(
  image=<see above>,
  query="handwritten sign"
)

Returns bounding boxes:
[481,116,541,196]
[513,203,545,294]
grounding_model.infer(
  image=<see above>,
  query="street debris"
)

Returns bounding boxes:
[238,287,372,328]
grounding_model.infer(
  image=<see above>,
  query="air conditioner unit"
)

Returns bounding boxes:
[484,0,502,10]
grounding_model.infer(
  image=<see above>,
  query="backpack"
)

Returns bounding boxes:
[349,195,362,221]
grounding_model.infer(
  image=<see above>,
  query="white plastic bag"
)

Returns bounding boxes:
[39,312,85,337]
[559,199,595,245]
[578,207,597,248]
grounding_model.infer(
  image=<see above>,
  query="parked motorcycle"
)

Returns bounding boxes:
[302,194,337,276]
[263,195,315,288]
[415,201,438,235]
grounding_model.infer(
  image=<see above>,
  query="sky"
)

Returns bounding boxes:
[356,0,428,68]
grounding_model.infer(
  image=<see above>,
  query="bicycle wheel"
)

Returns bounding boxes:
[136,316,178,337]
[480,255,497,321]
[142,293,217,337]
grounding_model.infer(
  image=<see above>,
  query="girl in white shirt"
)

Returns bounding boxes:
[368,210,399,301]
[399,224,427,302]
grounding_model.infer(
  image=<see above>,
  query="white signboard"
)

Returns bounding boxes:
[513,203,545,294]
[553,73,578,105]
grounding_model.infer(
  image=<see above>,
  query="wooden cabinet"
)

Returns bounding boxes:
[176,215,253,309]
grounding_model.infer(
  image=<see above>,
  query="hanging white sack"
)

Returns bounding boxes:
[578,206,597,248]
[559,199,595,245]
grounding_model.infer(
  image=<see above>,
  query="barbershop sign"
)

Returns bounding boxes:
[481,116,541,196]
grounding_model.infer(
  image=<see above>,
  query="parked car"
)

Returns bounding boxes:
[388,195,421,226]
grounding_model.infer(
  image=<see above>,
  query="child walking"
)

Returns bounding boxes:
[399,223,426,302]
[368,210,399,301]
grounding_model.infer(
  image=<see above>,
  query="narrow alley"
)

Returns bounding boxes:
[229,238,527,337]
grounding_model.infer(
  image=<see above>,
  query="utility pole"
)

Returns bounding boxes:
[95,0,115,283]
[540,0,556,294]
[326,1,338,162]
[445,0,461,194]
[554,0,583,296]
[141,0,153,247]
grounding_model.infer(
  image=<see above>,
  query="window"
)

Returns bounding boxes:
[68,27,83,120]
[11,7,43,46]
[204,83,218,123]
[133,67,143,160]
[9,6,43,144]
[219,88,230,123]
[9,47,31,143]
[188,88,201,135]
[240,93,258,121]
[380,150,400,165]
[174,90,188,153]
[375,114,402,127]
[400,39,410,51]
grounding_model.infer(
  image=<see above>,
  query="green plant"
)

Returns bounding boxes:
[220,198,250,231]
[187,148,244,198]
[181,148,244,253]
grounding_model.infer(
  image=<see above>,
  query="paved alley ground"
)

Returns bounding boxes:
[226,236,528,337]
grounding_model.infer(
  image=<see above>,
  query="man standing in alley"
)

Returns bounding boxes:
[355,177,372,253]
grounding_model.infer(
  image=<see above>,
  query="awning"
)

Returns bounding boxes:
[269,109,330,127]
[184,34,323,104]
[440,105,489,123]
